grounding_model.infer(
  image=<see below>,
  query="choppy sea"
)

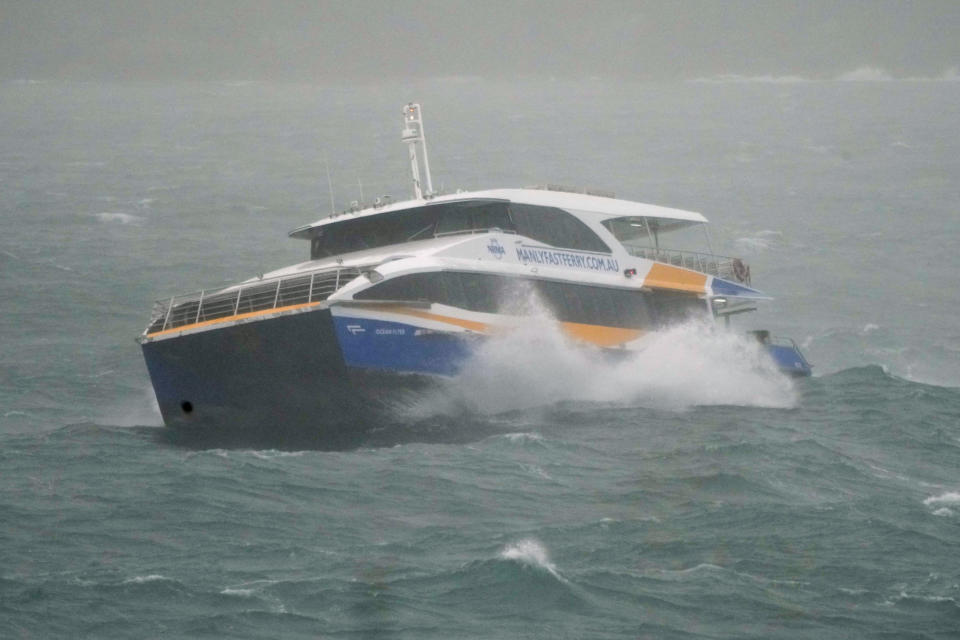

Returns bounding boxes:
[2,78,959,638]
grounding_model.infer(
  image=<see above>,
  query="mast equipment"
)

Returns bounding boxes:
[401,103,434,199]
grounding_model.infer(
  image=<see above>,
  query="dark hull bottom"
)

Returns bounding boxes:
[142,309,450,449]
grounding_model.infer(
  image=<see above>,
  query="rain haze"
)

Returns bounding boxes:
[4,2,960,639]
[2,0,960,81]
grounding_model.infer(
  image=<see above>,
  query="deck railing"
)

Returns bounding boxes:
[622,245,751,284]
[145,265,364,336]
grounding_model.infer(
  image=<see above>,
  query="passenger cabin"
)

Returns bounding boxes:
[287,188,727,277]
[284,189,727,332]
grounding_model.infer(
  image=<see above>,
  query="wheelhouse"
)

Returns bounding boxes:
[291,198,613,260]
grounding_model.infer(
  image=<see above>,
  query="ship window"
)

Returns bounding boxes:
[459,273,498,312]
[354,271,506,314]
[433,207,471,236]
[649,290,708,326]
[561,284,586,322]
[602,216,710,255]
[603,289,629,325]
[509,204,611,253]
[309,201,610,259]
[439,272,469,309]
[577,286,605,325]
[531,280,654,329]
[617,287,655,325]
[470,203,513,233]
[310,207,439,259]
[353,272,437,302]
[310,200,514,259]
[355,271,669,330]
[532,280,563,320]
[434,202,514,236]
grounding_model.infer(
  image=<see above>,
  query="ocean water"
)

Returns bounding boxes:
[2,78,960,638]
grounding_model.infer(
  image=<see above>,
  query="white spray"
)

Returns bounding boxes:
[403,280,797,417]
[447,317,796,413]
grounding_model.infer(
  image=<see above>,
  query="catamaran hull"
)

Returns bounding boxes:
[142,303,811,445]
[141,308,443,447]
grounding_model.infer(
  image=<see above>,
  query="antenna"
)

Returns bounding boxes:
[322,151,335,215]
[401,103,434,199]
[358,178,364,204]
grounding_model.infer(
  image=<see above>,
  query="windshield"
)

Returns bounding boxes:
[601,216,710,254]
[310,201,508,258]
[309,200,611,259]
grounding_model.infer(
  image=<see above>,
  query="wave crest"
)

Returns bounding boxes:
[923,491,960,506]
[93,212,144,224]
[499,539,563,580]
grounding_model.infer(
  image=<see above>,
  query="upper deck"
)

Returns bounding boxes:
[289,186,708,239]
[285,185,751,284]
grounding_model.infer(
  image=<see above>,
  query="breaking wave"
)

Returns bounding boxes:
[412,313,795,418]
[689,67,960,84]
[924,491,960,507]
[499,539,563,580]
[690,74,809,84]
[836,67,894,82]
[122,574,171,584]
[734,229,784,254]
[836,66,960,82]
[93,212,144,224]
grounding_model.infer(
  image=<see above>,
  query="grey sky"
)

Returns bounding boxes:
[2,0,958,81]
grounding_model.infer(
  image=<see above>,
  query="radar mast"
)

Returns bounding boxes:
[401,103,434,200]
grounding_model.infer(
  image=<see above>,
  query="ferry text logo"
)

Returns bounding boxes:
[516,245,619,273]
[486,238,506,260]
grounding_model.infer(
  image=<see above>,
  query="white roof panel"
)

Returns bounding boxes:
[289,188,707,238]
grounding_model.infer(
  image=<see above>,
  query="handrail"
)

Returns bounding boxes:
[144,265,365,336]
[622,244,751,284]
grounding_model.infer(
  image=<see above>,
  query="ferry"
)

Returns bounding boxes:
[140,103,810,440]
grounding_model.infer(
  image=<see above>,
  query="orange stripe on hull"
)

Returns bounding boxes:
[373,305,491,333]
[369,305,643,348]
[560,322,644,347]
[643,263,708,293]
[149,301,644,350]
[146,301,322,338]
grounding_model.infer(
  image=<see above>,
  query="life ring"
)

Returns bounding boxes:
[733,258,748,283]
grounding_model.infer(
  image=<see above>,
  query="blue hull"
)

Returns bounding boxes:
[766,342,813,377]
[332,315,473,377]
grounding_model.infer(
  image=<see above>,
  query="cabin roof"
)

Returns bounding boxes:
[288,188,707,239]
